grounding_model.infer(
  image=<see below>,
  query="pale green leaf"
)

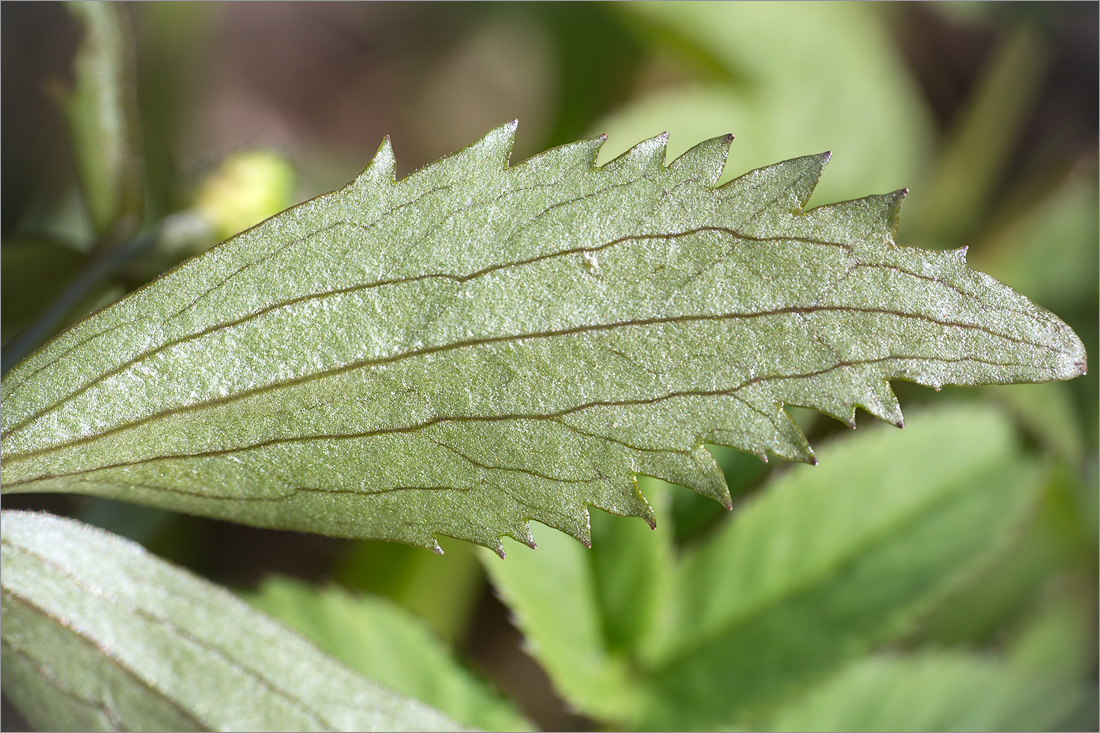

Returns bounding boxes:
[635,405,1040,728]
[754,650,1085,732]
[587,479,674,653]
[606,2,933,205]
[55,1,143,242]
[0,123,1085,551]
[0,510,463,732]
[483,405,1042,728]
[242,576,530,732]
[480,481,675,723]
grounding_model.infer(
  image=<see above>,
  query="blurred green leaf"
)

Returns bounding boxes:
[753,649,1083,732]
[601,2,933,205]
[477,480,674,723]
[589,480,674,653]
[480,505,670,723]
[54,1,144,243]
[911,29,1050,244]
[0,510,463,732]
[909,460,1067,647]
[1,124,1084,552]
[1007,582,1095,687]
[1,240,88,344]
[332,537,486,644]
[976,169,1099,317]
[484,405,1043,729]
[637,405,1043,729]
[243,576,529,731]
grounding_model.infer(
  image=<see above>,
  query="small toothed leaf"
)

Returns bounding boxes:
[0,122,1086,550]
[482,404,1043,728]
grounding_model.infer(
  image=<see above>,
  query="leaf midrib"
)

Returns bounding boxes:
[1,223,862,441]
[3,349,1032,484]
[3,297,1045,465]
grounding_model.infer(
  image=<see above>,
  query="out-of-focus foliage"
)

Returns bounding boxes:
[191,150,297,243]
[51,1,143,245]
[243,576,530,731]
[482,405,1053,729]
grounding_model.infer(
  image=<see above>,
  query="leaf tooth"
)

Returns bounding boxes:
[573,510,593,549]
[601,131,669,174]
[857,379,905,428]
[879,188,908,240]
[515,135,606,175]
[486,537,507,559]
[505,521,537,550]
[665,445,731,510]
[470,119,518,171]
[630,481,659,529]
[792,187,909,246]
[772,405,817,465]
[668,133,734,186]
[723,151,831,211]
[352,135,397,187]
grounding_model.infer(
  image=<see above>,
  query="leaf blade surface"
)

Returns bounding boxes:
[0,510,464,732]
[0,124,1085,548]
[754,650,1084,732]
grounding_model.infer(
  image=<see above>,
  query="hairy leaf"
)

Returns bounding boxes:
[0,510,463,732]
[482,405,1041,728]
[0,122,1085,550]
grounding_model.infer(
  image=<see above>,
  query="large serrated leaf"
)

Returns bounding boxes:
[0,510,463,732]
[0,122,1085,551]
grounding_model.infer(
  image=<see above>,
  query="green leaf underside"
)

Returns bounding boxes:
[0,122,1085,551]
[481,405,1042,729]
[0,510,463,732]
